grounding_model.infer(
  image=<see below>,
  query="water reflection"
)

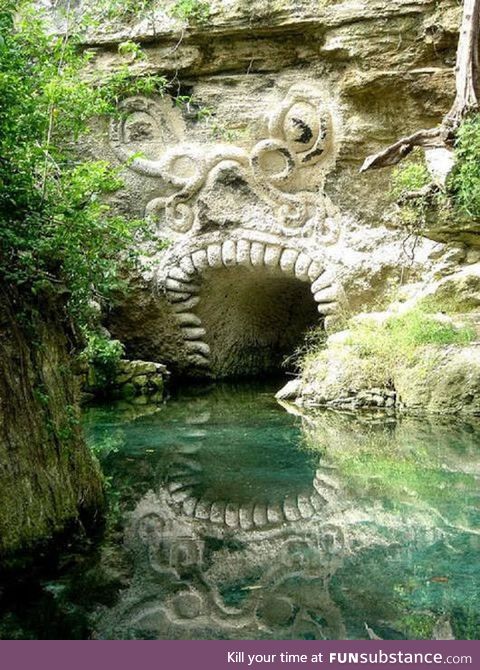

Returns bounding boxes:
[84,384,480,640]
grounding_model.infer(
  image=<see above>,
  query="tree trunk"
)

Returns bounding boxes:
[446,0,480,128]
[361,0,480,172]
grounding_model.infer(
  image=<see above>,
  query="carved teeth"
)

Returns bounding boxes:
[236,239,251,266]
[175,313,202,327]
[207,243,222,267]
[167,290,192,303]
[191,249,209,271]
[314,286,338,303]
[187,354,211,368]
[222,240,237,267]
[317,302,337,316]
[294,253,312,281]
[165,277,200,293]
[171,296,201,312]
[180,256,196,275]
[168,266,192,282]
[311,271,334,293]
[250,242,265,267]
[308,261,324,282]
[280,248,299,274]
[182,327,207,340]
[185,341,211,357]
[264,245,282,268]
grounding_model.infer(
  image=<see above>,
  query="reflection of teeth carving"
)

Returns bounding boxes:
[297,493,315,519]
[239,504,255,530]
[170,487,194,503]
[182,497,197,516]
[225,503,240,528]
[253,503,268,527]
[165,278,200,293]
[280,248,299,274]
[163,451,338,532]
[250,242,265,267]
[175,313,202,327]
[194,499,211,520]
[222,241,237,267]
[210,501,226,524]
[283,495,302,522]
[267,503,284,524]
[264,245,282,268]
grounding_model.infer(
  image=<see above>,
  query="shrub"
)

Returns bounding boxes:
[83,334,125,392]
[449,113,480,218]
[169,0,211,23]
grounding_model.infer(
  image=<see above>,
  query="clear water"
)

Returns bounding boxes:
[1,381,480,640]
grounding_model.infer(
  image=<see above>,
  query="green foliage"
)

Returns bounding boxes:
[449,113,480,218]
[390,115,480,229]
[83,0,156,23]
[352,309,475,361]
[82,333,124,392]
[391,161,430,200]
[174,94,213,121]
[298,305,475,388]
[169,0,211,24]
[0,1,158,330]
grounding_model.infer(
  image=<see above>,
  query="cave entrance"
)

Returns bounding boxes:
[194,265,320,378]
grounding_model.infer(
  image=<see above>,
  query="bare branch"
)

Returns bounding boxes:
[359,128,443,172]
[360,0,480,173]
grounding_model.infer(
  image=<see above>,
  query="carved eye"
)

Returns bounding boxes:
[284,102,320,152]
[124,112,156,142]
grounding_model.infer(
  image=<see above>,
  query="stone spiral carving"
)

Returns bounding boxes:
[110,84,338,238]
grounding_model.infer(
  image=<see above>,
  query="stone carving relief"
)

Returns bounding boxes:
[110,84,339,241]
[97,448,349,640]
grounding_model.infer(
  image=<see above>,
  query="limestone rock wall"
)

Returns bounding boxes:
[0,289,104,559]
[43,0,465,377]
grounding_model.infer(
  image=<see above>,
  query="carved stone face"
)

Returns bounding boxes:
[107,84,342,378]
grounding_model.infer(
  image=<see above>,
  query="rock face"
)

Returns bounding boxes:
[44,0,462,377]
[0,290,104,559]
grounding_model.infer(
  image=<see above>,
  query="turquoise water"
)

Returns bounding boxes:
[1,381,480,639]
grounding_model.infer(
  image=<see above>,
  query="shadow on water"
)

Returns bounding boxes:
[1,380,480,640]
